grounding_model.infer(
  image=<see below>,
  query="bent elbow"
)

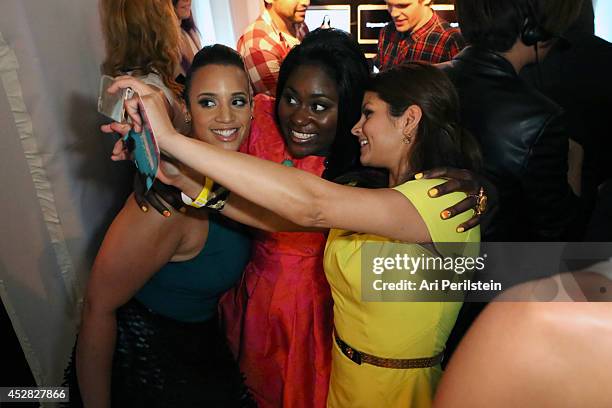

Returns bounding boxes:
[292,192,329,229]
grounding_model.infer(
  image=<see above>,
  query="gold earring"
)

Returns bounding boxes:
[402,127,416,144]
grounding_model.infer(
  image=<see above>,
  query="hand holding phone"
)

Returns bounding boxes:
[97,75,133,122]
[122,95,161,191]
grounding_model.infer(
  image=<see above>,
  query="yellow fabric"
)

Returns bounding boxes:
[323,179,480,408]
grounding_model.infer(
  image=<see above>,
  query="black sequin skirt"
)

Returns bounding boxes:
[63,298,255,407]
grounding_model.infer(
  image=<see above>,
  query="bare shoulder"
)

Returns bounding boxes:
[434,302,612,408]
[104,194,208,261]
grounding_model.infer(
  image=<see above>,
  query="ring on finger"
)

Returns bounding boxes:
[470,187,488,216]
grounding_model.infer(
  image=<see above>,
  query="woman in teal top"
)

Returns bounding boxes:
[135,213,250,323]
[69,46,255,408]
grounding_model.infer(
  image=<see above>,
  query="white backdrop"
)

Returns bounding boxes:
[0,0,261,392]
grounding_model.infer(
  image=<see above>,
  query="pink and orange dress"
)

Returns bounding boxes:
[220,94,332,408]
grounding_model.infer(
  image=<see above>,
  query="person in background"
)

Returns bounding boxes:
[98,0,188,134]
[521,0,612,236]
[70,45,255,408]
[238,0,310,96]
[437,0,584,376]
[173,0,202,83]
[375,0,465,71]
[440,0,583,242]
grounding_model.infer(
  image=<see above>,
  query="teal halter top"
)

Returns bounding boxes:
[135,214,251,322]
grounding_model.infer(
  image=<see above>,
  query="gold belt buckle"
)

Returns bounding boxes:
[336,333,362,365]
[344,345,362,365]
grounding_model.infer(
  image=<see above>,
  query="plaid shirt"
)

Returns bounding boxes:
[238,10,309,96]
[375,12,464,71]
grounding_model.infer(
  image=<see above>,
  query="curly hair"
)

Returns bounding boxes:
[275,29,371,181]
[100,0,182,97]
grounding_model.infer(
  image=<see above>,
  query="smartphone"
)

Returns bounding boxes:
[97,75,134,122]
[123,95,160,191]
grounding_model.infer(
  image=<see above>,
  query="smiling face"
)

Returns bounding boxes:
[278,64,339,158]
[352,91,418,169]
[187,64,252,151]
[174,0,192,20]
[385,0,430,33]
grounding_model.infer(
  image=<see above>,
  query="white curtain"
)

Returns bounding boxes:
[0,0,265,394]
[0,0,132,391]
[594,0,612,41]
[193,0,263,47]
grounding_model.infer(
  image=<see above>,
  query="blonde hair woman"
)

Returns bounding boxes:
[173,0,202,81]
[99,0,187,130]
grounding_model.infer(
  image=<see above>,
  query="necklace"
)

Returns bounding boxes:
[281,152,295,167]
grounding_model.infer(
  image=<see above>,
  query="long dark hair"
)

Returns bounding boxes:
[455,0,582,52]
[367,63,482,180]
[275,29,370,181]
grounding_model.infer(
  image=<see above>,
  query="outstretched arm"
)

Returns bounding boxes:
[138,92,431,242]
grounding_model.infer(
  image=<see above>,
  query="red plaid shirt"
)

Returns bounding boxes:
[375,12,464,71]
[238,10,309,96]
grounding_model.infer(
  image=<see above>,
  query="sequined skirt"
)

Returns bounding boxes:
[63,298,255,407]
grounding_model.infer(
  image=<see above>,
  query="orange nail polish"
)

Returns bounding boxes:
[140,205,148,213]
[414,172,423,180]
[456,226,465,233]
[441,210,451,220]
[163,210,171,218]
[428,188,439,198]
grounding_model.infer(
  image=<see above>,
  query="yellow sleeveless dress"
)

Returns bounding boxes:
[324,179,480,407]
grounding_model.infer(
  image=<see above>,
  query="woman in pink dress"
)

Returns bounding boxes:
[219,30,372,408]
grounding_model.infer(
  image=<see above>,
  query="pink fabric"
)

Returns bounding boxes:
[220,94,332,408]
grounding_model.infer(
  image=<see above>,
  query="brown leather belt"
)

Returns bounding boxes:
[334,332,444,369]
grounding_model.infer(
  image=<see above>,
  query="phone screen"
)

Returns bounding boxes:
[97,75,133,122]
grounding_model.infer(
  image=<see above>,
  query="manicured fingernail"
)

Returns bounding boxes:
[428,188,438,197]
[456,226,465,233]
[441,210,451,220]
[140,205,148,213]
[163,210,171,218]
[415,172,423,180]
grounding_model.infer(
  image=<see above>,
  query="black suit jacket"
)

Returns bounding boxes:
[439,46,579,241]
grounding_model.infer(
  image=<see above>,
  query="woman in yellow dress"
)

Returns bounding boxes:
[122,62,483,407]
